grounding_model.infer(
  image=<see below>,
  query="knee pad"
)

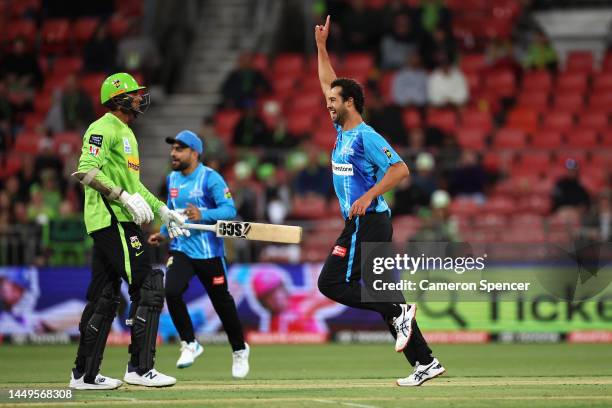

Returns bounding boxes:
[77,280,121,382]
[129,269,164,372]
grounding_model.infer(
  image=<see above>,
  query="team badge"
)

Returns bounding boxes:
[112,79,121,88]
[89,145,100,156]
[224,187,232,199]
[130,236,142,250]
[382,147,392,159]
[170,188,178,198]
[332,245,347,257]
[212,276,225,285]
[89,134,103,147]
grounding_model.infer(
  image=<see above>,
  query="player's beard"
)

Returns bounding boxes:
[171,158,190,171]
[332,106,348,125]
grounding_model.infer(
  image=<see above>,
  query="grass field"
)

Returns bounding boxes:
[0,343,611,407]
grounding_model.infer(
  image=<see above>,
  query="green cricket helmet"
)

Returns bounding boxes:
[100,72,150,116]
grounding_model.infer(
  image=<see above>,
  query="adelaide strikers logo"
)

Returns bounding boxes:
[130,236,142,250]
[112,79,121,88]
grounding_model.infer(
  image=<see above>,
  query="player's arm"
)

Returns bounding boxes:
[315,15,336,96]
[186,172,237,224]
[348,136,409,219]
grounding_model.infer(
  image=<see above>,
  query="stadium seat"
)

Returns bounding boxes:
[567,128,598,148]
[427,109,457,133]
[506,107,539,133]
[251,53,269,72]
[516,90,549,111]
[473,213,507,229]
[214,109,242,141]
[515,151,552,174]
[512,213,544,229]
[22,113,46,130]
[485,69,516,98]
[460,54,486,74]
[456,127,487,149]
[449,197,482,217]
[53,132,82,156]
[401,108,422,129]
[465,72,482,95]
[80,73,107,102]
[602,131,612,147]
[108,14,129,39]
[0,156,23,178]
[494,128,527,148]
[285,112,314,136]
[343,53,374,74]
[553,93,583,112]
[271,75,296,97]
[13,132,43,155]
[288,92,321,113]
[530,129,562,148]
[555,150,587,167]
[542,111,574,132]
[517,194,550,215]
[461,109,492,133]
[40,18,71,54]
[557,72,589,93]
[73,18,99,46]
[9,0,40,18]
[273,53,304,76]
[565,50,594,73]
[52,56,83,76]
[592,72,612,91]
[588,91,612,111]
[4,20,37,48]
[521,70,552,92]
[291,196,327,219]
[379,71,396,104]
[114,0,143,16]
[33,93,53,115]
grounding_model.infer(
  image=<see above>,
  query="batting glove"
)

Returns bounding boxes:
[159,206,190,238]
[119,191,154,225]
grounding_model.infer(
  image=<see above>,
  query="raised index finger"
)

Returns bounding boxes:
[324,15,330,30]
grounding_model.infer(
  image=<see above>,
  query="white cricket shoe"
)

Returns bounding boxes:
[396,358,446,386]
[392,304,417,352]
[232,343,250,379]
[69,369,122,390]
[123,364,177,387]
[176,340,204,369]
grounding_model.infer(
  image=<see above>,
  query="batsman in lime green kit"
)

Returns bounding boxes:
[69,73,189,390]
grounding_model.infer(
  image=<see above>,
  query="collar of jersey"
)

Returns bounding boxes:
[338,121,365,136]
[104,112,129,130]
[176,163,203,180]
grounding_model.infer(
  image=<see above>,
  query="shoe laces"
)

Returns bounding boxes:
[233,349,247,362]
[180,341,190,352]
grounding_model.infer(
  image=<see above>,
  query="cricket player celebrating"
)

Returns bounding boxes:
[69,73,187,389]
[315,16,445,386]
[148,130,249,378]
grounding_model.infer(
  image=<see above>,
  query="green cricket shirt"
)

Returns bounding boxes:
[77,112,164,234]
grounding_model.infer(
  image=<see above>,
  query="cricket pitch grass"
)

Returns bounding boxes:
[0,343,611,407]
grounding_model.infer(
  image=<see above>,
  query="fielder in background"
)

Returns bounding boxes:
[315,16,445,386]
[70,73,187,390]
[148,130,250,378]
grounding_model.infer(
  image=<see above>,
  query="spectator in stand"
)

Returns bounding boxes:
[44,89,65,134]
[233,161,259,222]
[61,74,95,132]
[416,0,452,36]
[0,79,12,152]
[381,0,414,33]
[551,159,591,213]
[199,115,228,171]
[83,24,117,73]
[34,137,63,184]
[257,163,290,225]
[232,105,271,148]
[420,28,456,70]
[581,190,611,242]
[427,53,468,107]
[116,22,161,85]
[522,29,557,72]
[3,38,42,114]
[449,150,486,202]
[293,144,332,197]
[0,190,12,229]
[411,190,460,242]
[485,38,520,73]
[27,183,58,226]
[392,53,428,108]
[17,155,37,203]
[366,89,407,146]
[412,152,438,202]
[380,14,419,70]
[3,176,22,205]
[220,53,270,109]
[340,0,376,51]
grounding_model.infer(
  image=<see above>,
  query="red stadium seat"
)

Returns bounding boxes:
[592,73,612,91]
[557,72,588,93]
[13,132,43,154]
[313,127,335,149]
[542,111,574,132]
[285,112,314,136]
[22,113,46,130]
[465,72,482,95]
[531,129,562,148]
[516,90,549,111]
[427,109,457,133]
[555,150,587,168]
[449,197,482,217]
[460,54,486,74]
[603,131,612,147]
[507,108,539,133]
[565,51,594,73]
[578,111,608,131]
[401,108,422,129]
[517,194,550,215]
[461,109,492,133]
[52,56,83,76]
[33,93,53,114]
[273,53,304,76]
[473,213,507,229]
[271,75,296,97]
[567,128,598,148]
[521,70,552,92]
[10,0,40,18]
[380,72,396,104]
[80,73,107,102]
[483,196,515,215]
[343,53,374,73]
[114,0,143,16]
[553,93,584,112]
[494,128,527,148]
[53,132,82,156]
[4,20,37,48]
[214,109,242,141]
[0,156,23,178]
[456,127,487,149]
[485,69,516,98]
[73,18,99,46]
[108,14,129,39]
[40,18,71,54]
[588,91,612,111]
[251,53,269,72]
[516,151,552,172]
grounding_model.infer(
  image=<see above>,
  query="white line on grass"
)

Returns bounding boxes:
[312,398,380,408]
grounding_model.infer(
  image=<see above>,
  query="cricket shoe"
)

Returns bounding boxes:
[176,340,204,369]
[232,343,250,379]
[69,369,122,390]
[392,303,417,352]
[123,364,177,387]
[396,358,445,386]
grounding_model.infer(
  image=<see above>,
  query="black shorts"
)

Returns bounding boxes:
[88,222,153,301]
[319,212,393,287]
[165,251,230,297]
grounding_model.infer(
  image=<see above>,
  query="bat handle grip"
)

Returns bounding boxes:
[182,223,216,232]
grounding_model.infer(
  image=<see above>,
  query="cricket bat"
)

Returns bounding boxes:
[182,221,302,244]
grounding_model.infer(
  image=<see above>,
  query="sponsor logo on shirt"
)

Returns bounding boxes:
[332,245,347,257]
[89,134,103,147]
[382,147,393,159]
[130,236,142,250]
[170,188,178,198]
[332,161,354,176]
[123,138,132,153]
[224,187,232,199]
[212,275,225,285]
[189,189,204,199]
[341,146,354,156]
[89,145,100,157]
[127,156,140,172]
